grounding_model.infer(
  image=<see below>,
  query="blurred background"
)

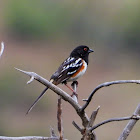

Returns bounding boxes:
[0,0,140,139]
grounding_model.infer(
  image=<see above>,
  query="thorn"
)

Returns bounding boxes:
[14,67,26,73]
[27,76,34,84]
[15,67,35,84]
[83,99,88,101]
[15,67,28,75]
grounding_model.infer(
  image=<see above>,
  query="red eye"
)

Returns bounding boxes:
[84,48,87,51]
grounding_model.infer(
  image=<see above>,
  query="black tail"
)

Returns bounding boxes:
[26,87,49,115]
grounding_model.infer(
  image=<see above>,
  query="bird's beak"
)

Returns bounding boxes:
[88,49,94,53]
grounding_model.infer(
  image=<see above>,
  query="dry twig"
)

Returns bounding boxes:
[90,115,139,131]
[15,68,140,140]
[0,42,4,58]
[118,104,140,140]
[0,136,59,140]
[81,80,140,112]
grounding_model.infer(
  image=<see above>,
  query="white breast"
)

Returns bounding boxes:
[68,60,87,82]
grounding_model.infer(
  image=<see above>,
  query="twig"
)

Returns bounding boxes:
[0,136,59,140]
[57,96,63,140]
[0,42,4,58]
[118,103,140,140]
[90,114,140,131]
[81,80,140,112]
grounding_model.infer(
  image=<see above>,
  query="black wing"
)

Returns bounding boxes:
[50,57,83,85]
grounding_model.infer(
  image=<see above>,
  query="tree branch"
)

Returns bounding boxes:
[15,68,89,127]
[15,68,80,111]
[90,115,138,131]
[15,68,140,139]
[81,80,140,112]
[0,136,59,140]
[118,103,140,140]
[0,126,66,140]
[89,104,140,132]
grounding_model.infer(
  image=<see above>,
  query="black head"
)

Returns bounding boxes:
[70,45,94,64]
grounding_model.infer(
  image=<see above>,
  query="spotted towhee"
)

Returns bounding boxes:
[26,45,94,114]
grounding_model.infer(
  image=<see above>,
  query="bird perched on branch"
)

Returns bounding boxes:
[26,45,94,114]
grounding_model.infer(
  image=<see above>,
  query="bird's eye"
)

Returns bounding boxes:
[84,48,87,51]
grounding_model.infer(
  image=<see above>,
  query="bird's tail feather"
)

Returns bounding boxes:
[26,87,49,115]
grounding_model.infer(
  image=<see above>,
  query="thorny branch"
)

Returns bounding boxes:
[15,68,89,127]
[81,80,140,112]
[15,68,80,110]
[15,68,140,140]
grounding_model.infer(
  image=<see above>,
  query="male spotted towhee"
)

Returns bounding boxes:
[26,45,94,114]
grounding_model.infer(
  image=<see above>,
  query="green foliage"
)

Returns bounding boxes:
[5,0,72,39]
[4,0,140,50]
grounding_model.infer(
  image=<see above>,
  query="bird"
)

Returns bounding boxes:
[26,45,94,114]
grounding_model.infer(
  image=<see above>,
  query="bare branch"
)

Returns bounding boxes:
[81,80,140,112]
[15,68,89,127]
[0,136,59,140]
[118,103,140,140]
[15,67,140,139]
[0,128,68,140]
[90,114,140,131]
[91,116,132,131]
[0,42,4,58]
[57,96,63,140]
[15,68,80,110]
